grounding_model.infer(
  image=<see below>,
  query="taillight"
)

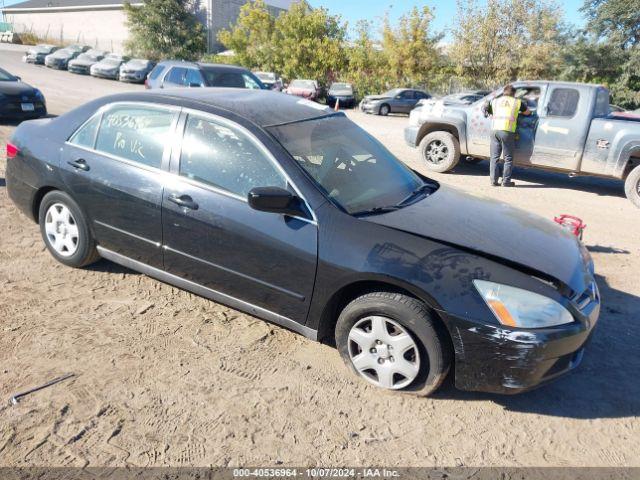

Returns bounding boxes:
[144,79,149,89]
[6,142,19,159]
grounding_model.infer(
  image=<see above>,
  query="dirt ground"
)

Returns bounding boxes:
[0,46,639,468]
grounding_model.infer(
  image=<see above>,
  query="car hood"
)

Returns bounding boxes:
[288,87,315,94]
[70,59,96,66]
[329,89,353,97]
[364,95,390,102]
[364,185,592,293]
[0,81,36,96]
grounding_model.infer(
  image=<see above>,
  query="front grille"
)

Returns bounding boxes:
[572,281,599,312]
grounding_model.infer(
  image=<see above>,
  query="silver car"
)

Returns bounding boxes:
[90,54,130,80]
[23,44,59,65]
[68,50,108,75]
[119,58,156,84]
[360,88,431,116]
[44,45,89,70]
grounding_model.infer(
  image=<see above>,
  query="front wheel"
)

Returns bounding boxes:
[39,190,100,268]
[419,131,461,173]
[335,292,451,396]
[624,164,640,208]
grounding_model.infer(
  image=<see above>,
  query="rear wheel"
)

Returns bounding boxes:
[335,291,451,396]
[38,191,100,268]
[419,131,461,173]
[624,164,640,208]
[379,104,390,116]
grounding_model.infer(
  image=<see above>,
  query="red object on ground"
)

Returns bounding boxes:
[554,214,586,239]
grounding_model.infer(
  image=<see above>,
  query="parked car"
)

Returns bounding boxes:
[23,44,59,65]
[286,79,320,100]
[254,71,283,91]
[406,80,640,207]
[440,90,491,106]
[6,89,600,396]
[90,54,129,80]
[68,49,109,75]
[119,58,156,84]
[0,67,47,119]
[44,45,89,70]
[326,82,356,108]
[146,61,265,89]
[360,88,431,116]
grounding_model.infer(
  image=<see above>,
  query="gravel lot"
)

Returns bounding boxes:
[1,46,639,468]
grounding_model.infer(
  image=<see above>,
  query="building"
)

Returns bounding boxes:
[1,0,295,53]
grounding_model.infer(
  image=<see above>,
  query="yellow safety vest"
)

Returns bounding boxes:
[491,96,521,133]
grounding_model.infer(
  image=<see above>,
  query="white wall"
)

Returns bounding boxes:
[8,8,129,52]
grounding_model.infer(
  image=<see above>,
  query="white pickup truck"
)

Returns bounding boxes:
[405,81,640,207]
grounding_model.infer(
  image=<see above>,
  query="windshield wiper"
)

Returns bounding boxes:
[353,182,437,217]
[352,205,402,217]
[397,182,437,206]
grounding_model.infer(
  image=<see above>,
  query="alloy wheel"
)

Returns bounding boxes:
[348,316,421,390]
[44,203,79,257]
[426,140,449,165]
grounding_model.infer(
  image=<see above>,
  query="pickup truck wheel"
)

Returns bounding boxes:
[420,131,460,173]
[624,164,640,208]
[335,291,451,396]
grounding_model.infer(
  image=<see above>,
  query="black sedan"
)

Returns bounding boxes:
[6,89,599,395]
[0,67,47,119]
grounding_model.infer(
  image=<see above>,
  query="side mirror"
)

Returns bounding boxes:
[248,187,305,217]
[15,76,21,81]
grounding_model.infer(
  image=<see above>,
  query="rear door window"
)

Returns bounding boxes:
[547,88,580,117]
[94,105,175,169]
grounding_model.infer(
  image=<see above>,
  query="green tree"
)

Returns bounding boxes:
[345,20,389,99]
[381,6,443,88]
[450,0,566,86]
[271,1,347,86]
[217,0,277,70]
[123,0,207,61]
[576,0,640,108]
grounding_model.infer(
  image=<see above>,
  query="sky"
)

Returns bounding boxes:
[307,0,587,39]
[2,0,588,36]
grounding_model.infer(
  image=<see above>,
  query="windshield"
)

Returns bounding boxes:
[269,115,425,214]
[0,68,17,81]
[77,52,100,61]
[256,72,275,81]
[34,45,54,53]
[102,57,122,66]
[330,83,353,93]
[54,49,72,57]
[127,59,149,67]
[291,80,316,89]
[382,88,402,97]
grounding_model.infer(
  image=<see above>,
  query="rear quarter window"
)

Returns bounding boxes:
[69,114,101,149]
[148,64,165,80]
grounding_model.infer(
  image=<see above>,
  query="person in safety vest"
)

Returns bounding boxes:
[483,84,531,187]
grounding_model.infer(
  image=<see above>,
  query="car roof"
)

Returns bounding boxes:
[99,88,335,128]
[157,60,251,73]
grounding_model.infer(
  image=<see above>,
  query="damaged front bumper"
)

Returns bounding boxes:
[444,299,599,394]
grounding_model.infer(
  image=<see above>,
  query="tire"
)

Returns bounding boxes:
[379,104,390,116]
[38,190,100,268]
[335,291,451,396]
[419,131,461,173]
[624,164,640,208]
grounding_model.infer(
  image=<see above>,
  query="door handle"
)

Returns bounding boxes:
[168,194,199,210]
[67,158,90,171]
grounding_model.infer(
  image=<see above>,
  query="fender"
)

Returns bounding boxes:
[415,112,469,154]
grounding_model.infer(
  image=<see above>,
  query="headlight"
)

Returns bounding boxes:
[474,280,573,329]
[34,89,45,101]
